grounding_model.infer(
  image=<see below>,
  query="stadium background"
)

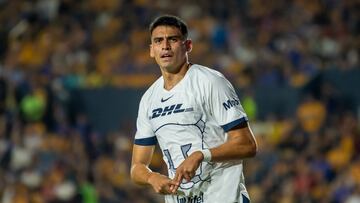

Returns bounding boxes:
[0,0,359,202]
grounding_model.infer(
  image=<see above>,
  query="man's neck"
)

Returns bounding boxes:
[162,62,191,90]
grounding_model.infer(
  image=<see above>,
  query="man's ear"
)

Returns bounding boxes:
[150,44,154,58]
[185,39,192,52]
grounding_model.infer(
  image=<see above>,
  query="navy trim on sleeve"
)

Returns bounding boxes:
[134,136,157,146]
[242,194,250,203]
[221,117,248,132]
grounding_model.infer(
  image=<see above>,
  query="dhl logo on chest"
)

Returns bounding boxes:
[150,104,193,119]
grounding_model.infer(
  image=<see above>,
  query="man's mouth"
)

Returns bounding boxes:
[161,54,173,58]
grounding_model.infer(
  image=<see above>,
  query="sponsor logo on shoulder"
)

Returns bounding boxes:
[222,98,240,111]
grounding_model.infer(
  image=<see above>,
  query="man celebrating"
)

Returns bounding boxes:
[130,15,257,203]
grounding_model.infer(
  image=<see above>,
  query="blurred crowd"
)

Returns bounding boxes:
[0,0,359,202]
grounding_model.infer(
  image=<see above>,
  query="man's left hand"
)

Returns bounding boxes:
[171,151,204,193]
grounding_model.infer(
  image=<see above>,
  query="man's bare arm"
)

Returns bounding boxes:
[131,144,178,194]
[172,122,257,192]
[130,145,155,185]
[209,122,258,162]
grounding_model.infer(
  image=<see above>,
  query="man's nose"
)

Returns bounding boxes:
[162,40,171,50]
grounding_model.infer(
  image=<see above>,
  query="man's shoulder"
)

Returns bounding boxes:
[191,64,228,85]
[140,76,162,102]
[192,64,221,76]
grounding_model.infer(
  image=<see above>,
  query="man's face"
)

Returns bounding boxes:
[150,26,192,73]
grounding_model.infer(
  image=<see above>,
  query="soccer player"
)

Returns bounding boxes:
[130,15,258,203]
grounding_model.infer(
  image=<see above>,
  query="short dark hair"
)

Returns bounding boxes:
[149,15,188,39]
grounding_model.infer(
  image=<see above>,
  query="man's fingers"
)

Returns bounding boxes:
[171,171,183,193]
[169,180,178,194]
[150,174,180,195]
[173,172,179,183]
[174,172,183,184]
[162,184,174,195]
[184,173,192,182]
[169,184,177,194]
[157,180,178,195]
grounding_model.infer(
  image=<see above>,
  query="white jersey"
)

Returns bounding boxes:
[135,64,250,203]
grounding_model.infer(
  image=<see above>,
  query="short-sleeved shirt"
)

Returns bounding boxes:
[134,64,249,202]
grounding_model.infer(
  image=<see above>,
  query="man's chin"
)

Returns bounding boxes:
[159,60,173,67]
[161,65,180,73]
[160,62,174,70]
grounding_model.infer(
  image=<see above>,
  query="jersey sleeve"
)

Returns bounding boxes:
[206,75,248,132]
[134,95,157,146]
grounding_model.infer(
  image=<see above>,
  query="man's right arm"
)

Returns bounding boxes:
[130,144,155,184]
[131,144,178,194]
